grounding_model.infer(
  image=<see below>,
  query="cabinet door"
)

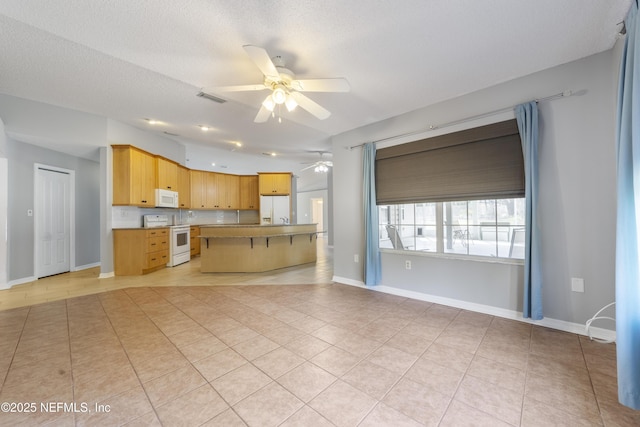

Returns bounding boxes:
[259,173,291,195]
[273,173,291,195]
[190,170,206,209]
[131,148,156,206]
[222,174,240,209]
[177,166,191,208]
[190,226,200,256]
[141,152,157,206]
[112,146,132,205]
[156,157,178,190]
[205,172,220,208]
[239,176,259,209]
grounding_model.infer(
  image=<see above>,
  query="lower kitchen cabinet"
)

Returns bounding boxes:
[190,226,200,257]
[113,228,169,275]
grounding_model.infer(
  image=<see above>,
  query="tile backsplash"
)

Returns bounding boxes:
[111,206,259,228]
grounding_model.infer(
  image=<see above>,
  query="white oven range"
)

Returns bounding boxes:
[168,224,191,267]
[143,215,190,267]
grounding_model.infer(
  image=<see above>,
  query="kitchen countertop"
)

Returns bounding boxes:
[199,223,314,228]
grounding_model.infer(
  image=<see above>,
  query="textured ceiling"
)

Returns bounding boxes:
[0,0,632,170]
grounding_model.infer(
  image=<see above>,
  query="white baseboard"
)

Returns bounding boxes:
[72,262,100,272]
[331,275,365,288]
[99,271,115,279]
[332,276,616,343]
[7,275,37,288]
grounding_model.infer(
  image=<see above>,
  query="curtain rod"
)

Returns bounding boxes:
[347,90,576,150]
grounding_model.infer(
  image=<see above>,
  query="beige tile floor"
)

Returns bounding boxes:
[0,239,638,426]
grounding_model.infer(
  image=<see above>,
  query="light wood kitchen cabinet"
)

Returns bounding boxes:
[113,228,169,275]
[177,165,191,208]
[205,172,220,208]
[219,174,240,209]
[156,156,178,191]
[190,226,200,257]
[191,170,221,209]
[258,172,292,195]
[113,145,156,207]
[190,170,206,209]
[239,175,259,209]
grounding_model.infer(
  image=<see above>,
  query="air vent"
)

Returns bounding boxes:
[197,91,227,104]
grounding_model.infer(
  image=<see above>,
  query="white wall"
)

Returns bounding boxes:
[332,48,619,331]
[297,189,329,232]
[107,119,185,164]
[0,94,107,161]
[0,119,7,288]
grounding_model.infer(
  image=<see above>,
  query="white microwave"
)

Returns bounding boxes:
[155,189,179,208]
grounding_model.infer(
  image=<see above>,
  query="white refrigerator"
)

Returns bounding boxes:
[260,196,291,225]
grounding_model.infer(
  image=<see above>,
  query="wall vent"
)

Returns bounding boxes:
[196,91,227,104]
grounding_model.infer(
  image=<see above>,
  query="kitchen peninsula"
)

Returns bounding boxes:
[199,224,318,272]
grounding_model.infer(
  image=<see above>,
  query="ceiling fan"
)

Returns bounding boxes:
[301,152,333,173]
[206,45,350,123]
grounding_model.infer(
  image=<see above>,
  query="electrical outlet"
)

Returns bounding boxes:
[571,277,584,293]
[354,254,359,263]
[405,260,411,270]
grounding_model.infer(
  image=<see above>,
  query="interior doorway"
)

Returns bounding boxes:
[311,198,324,233]
[35,164,74,278]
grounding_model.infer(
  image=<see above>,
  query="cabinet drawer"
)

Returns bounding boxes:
[145,228,168,238]
[146,250,168,268]
[146,236,169,252]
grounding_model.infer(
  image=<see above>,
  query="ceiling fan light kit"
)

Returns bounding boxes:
[272,84,287,104]
[208,45,350,124]
[314,164,329,173]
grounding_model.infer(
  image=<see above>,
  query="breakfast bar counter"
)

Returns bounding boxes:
[199,224,318,272]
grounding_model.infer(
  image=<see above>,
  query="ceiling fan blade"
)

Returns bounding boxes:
[210,84,267,92]
[243,45,279,79]
[289,92,331,120]
[291,78,350,92]
[254,97,273,123]
[300,164,316,171]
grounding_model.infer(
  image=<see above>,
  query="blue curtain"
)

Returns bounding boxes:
[363,142,381,285]
[615,0,640,411]
[515,101,543,320]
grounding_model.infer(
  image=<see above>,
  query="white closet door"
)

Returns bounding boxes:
[36,167,71,278]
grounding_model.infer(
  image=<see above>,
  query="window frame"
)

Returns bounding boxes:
[378,198,525,266]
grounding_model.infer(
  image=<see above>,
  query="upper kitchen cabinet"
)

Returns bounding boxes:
[219,174,240,209]
[177,165,191,209]
[239,175,259,209]
[190,169,207,209]
[112,145,156,207]
[156,156,178,191]
[258,172,292,195]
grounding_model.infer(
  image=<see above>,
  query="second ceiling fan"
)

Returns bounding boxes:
[207,45,350,123]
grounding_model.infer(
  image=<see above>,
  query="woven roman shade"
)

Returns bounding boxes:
[375,119,524,204]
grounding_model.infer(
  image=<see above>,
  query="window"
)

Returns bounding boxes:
[374,120,526,261]
[379,198,525,260]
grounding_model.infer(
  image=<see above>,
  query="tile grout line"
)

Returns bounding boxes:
[578,336,607,427]
[0,307,29,394]
[96,288,164,426]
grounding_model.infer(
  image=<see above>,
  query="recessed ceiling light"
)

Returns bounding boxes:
[211,162,216,166]
[144,118,161,125]
[199,125,210,131]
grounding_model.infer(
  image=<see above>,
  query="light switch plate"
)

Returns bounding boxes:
[571,277,585,293]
